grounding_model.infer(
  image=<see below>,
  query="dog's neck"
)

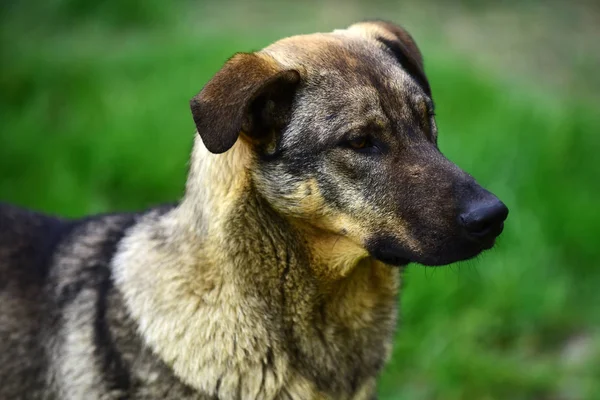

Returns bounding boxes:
[178,136,253,237]
[178,136,368,281]
[115,137,400,397]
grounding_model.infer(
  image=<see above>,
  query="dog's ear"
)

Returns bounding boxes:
[347,20,430,96]
[190,52,301,154]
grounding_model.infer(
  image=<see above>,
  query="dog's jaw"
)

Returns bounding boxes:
[291,221,371,282]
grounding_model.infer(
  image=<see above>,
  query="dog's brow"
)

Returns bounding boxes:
[339,115,388,136]
[363,118,388,132]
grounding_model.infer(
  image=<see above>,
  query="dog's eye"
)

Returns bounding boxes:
[341,136,380,154]
[348,137,368,149]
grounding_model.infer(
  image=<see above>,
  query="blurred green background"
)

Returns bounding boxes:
[1,0,599,399]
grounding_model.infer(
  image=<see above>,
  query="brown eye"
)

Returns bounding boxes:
[348,137,367,149]
[341,136,381,154]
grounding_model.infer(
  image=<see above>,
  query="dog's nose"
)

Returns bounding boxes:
[459,198,508,240]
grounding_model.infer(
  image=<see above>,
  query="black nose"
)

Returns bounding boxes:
[459,198,508,240]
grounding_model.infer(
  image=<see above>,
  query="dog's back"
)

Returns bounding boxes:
[0,203,203,399]
[0,205,142,398]
[0,203,68,397]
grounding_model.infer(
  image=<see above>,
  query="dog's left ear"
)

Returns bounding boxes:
[347,20,430,96]
[190,52,301,154]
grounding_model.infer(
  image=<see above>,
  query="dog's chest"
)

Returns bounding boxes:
[113,280,395,400]
[112,218,400,399]
[283,287,398,398]
[111,284,390,400]
[200,271,399,400]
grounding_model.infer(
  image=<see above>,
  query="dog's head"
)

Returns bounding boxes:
[190,21,508,267]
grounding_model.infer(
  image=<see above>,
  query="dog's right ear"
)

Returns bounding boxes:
[347,20,430,96]
[190,52,300,154]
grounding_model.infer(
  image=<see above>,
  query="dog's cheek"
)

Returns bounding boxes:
[278,173,366,240]
[253,166,322,219]
[284,178,327,217]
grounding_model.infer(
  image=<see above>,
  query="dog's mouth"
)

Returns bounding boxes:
[366,232,501,267]
[365,236,412,267]
[368,244,411,266]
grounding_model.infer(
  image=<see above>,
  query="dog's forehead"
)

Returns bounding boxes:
[261,30,407,83]
[262,29,429,146]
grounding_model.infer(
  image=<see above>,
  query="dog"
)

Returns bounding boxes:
[0,20,508,399]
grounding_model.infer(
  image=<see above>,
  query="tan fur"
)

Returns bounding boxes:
[113,134,400,399]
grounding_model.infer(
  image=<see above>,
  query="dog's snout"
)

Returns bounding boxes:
[459,197,508,241]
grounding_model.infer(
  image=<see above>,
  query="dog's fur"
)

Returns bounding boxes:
[0,21,507,399]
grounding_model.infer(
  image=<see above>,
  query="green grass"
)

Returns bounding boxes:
[1,3,599,399]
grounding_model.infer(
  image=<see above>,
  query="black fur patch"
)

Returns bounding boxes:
[365,235,411,266]
[92,216,137,397]
[0,203,72,290]
[95,265,131,398]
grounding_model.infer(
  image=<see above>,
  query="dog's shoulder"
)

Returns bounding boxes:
[0,202,180,398]
[0,203,73,398]
[46,203,177,291]
[0,201,177,293]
